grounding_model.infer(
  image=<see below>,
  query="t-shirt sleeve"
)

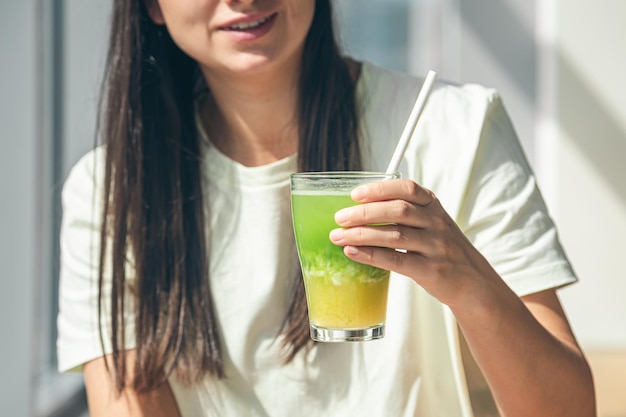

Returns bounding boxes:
[56,148,136,373]
[456,93,577,296]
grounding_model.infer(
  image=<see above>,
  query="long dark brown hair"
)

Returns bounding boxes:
[99,0,361,393]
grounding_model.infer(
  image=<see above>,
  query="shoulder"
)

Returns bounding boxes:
[356,60,509,167]
[356,62,522,213]
[61,146,107,228]
[358,61,501,113]
[62,146,106,200]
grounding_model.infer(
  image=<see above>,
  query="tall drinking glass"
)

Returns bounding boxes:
[290,171,400,342]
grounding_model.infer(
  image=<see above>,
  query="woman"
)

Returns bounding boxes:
[57,0,595,416]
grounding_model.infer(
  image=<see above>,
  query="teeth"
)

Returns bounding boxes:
[229,16,270,30]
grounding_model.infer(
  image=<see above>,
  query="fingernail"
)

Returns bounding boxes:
[345,246,359,256]
[329,228,343,242]
[335,209,349,223]
[352,186,366,201]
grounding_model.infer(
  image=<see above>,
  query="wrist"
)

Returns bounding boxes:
[446,267,522,334]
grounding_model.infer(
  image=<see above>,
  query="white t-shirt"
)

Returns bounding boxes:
[57,62,577,417]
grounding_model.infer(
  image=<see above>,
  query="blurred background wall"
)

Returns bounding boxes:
[1,0,623,416]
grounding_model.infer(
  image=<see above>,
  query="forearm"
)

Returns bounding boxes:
[451,283,596,417]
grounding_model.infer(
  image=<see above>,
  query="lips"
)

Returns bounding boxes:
[220,13,277,32]
[218,12,277,42]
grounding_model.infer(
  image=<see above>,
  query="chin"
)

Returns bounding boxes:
[233,51,292,73]
[228,58,276,74]
[204,45,301,79]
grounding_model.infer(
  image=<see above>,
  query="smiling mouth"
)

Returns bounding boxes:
[225,13,277,31]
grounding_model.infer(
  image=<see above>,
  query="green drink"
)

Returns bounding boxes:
[290,172,400,342]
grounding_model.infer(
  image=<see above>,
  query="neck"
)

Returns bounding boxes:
[199,60,301,167]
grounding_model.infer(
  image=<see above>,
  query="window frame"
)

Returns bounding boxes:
[33,0,88,415]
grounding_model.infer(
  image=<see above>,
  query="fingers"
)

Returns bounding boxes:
[329,180,495,307]
[335,200,429,229]
[330,224,430,254]
[340,243,468,307]
[343,244,424,273]
[351,179,435,206]
[336,179,437,228]
[330,179,460,284]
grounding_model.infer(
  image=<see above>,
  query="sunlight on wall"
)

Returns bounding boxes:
[553,2,626,416]
[554,0,626,350]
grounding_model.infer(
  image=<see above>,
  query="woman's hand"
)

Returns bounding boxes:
[329,178,501,308]
[330,178,596,417]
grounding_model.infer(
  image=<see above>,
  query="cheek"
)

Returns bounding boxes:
[288,2,316,44]
[169,28,212,65]
[158,3,216,60]
[297,1,316,29]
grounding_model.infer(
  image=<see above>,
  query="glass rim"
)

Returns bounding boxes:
[290,171,400,180]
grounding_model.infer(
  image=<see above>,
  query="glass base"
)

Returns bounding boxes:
[310,323,385,342]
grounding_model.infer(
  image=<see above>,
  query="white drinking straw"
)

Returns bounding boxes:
[385,70,438,174]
